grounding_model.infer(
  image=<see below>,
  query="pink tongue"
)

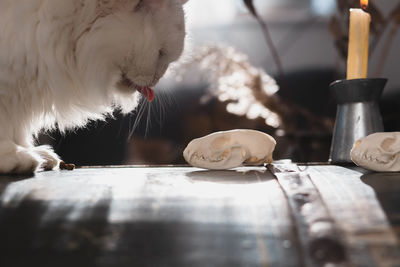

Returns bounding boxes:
[137,86,155,102]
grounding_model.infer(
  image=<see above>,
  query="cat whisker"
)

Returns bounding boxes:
[151,92,164,129]
[145,101,152,138]
[129,98,148,139]
[127,88,179,139]
[157,90,177,121]
[153,91,171,133]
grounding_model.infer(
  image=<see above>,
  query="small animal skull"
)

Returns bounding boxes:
[350,132,400,172]
[183,129,276,170]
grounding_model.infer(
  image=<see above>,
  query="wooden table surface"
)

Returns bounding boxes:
[0,164,399,267]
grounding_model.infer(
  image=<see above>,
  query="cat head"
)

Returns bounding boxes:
[72,0,188,105]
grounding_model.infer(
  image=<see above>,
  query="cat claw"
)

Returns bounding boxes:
[34,145,60,171]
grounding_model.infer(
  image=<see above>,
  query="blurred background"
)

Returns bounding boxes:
[41,0,400,165]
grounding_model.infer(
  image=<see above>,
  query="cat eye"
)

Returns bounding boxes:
[159,49,166,59]
[134,0,145,12]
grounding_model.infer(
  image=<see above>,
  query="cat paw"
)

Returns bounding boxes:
[33,145,60,171]
[0,143,60,175]
[0,144,42,175]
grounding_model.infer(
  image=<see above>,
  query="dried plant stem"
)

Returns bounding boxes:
[243,0,285,80]
[369,20,388,57]
[374,22,399,77]
[255,16,285,80]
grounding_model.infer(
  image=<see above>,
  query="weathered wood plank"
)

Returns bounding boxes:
[305,165,400,267]
[360,172,400,240]
[0,166,301,267]
[269,162,347,267]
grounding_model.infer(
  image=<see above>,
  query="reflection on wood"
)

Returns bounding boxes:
[269,162,346,266]
[0,167,300,267]
[306,165,400,267]
[0,165,399,266]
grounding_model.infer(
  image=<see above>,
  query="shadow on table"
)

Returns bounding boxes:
[361,172,400,239]
[185,168,275,184]
[0,174,274,267]
[0,175,36,197]
[0,197,112,267]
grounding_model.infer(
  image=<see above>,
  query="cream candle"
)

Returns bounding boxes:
[346,1,371,80]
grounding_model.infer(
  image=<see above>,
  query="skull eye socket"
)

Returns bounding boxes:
[210,136,231,150]
[381,137,396,152]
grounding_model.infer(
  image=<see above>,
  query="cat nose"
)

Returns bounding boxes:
[158,49,165,60]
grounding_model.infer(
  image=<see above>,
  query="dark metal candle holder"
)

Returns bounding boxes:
[329,78,387,164]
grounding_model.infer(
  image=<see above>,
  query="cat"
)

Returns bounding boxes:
[0,0,188,174]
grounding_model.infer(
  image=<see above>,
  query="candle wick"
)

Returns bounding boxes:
[361,4,368,11]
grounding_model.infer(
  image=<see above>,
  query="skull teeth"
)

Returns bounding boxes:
[350,132,400,171]
[183,129,276,170]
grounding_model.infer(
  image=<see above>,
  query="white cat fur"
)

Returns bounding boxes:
[0,0,187,174]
